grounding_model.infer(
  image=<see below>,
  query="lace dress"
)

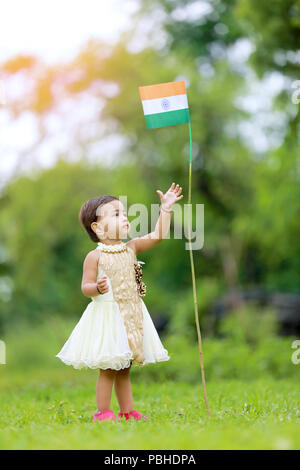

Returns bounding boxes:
[55,241,170,370]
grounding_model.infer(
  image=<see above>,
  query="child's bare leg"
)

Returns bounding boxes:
[114,364,134,413]
[96,368,117,412]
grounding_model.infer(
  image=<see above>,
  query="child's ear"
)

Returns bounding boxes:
[91,222,96,234]
[91,221,101,236]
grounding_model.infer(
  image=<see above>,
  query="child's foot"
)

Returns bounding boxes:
[117,410,150,421]
[93,409,117,423]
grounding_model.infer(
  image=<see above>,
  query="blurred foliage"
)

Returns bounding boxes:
[1,308,298,385]
[218,303,279,344]
[0,0,299,338]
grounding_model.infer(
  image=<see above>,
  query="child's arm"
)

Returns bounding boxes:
[81,251,109,297]
[127,182,183,255]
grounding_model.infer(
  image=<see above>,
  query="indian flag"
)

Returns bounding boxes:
[139,80,190,130]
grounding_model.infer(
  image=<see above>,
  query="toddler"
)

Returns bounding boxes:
[56,183,183,422]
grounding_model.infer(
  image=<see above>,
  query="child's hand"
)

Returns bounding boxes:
[97,275,109,294]
[156,182,183,211]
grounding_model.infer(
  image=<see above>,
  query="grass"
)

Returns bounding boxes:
[0,314,299,449]
[0,367,299,450]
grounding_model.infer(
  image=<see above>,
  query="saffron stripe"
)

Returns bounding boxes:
[139,80,187,101]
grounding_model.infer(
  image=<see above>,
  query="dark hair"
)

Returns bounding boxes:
[78,196,119,243]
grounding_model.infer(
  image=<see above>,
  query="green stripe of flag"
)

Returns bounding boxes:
[145,108,190,130]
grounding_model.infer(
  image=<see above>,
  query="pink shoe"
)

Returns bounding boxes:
[93,410,117,423]
[118,410,150,421]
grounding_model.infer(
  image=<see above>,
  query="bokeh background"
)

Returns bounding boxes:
[0,0,299,450]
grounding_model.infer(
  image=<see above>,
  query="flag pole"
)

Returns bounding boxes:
[187,120,210,417]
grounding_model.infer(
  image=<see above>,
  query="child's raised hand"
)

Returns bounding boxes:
[156,182,183,211]
[97,275,109,294]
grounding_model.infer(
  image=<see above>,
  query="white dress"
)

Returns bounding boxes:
[55,241,170,370]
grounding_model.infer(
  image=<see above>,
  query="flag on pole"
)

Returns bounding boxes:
[139,80,190,130]
[138,79,211,417]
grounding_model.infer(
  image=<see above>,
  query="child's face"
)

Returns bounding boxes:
[93,200,130,241]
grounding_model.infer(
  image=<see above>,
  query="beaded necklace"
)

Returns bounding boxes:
[97,241,127,253]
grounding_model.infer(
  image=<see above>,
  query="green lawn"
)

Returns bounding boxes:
[0,368,299,450]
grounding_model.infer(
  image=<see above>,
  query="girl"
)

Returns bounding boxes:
[56,182,183,423]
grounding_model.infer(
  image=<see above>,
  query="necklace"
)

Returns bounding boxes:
[97,241,127,253]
